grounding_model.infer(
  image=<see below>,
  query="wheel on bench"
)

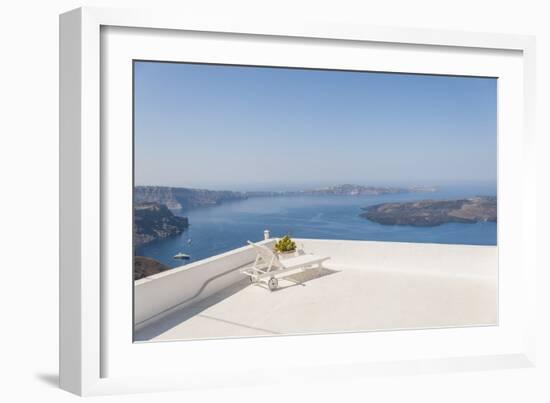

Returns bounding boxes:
[268,276,278,291]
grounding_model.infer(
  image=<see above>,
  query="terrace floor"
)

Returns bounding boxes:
[135,246,497,342]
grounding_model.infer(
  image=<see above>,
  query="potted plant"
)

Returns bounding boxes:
[274,235,297,258]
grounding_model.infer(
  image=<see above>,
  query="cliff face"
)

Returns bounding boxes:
[171,187,247,209]
[134,256,171,280]
[134,184,436,210]
[134,202,189,246]
[361,196,497,227]
[134,186,247,211]
[134,187,182,210]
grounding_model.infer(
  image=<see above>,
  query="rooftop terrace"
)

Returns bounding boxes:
[134,239,497,342]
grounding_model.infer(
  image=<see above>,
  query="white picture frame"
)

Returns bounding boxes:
[59,6,537,396]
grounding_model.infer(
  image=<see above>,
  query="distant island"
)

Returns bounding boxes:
[361,196,497,227]
[247,184,437,197]
[134,184,437,211]
[134,202,189,246]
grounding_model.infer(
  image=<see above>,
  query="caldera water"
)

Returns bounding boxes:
[135,184,497,268]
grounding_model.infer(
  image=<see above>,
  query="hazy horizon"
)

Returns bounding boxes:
[134,180,497,194]
[134,62,497,189]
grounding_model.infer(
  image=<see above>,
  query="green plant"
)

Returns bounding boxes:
[274,235,296,253]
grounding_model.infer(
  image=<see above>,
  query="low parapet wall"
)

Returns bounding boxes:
[134,238,276,328]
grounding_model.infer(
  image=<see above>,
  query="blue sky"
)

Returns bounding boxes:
[134,61,497,191]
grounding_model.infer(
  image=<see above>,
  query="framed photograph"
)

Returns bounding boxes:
[60,7,537,396]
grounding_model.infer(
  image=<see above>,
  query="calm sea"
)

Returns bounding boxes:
[135,184,497,268]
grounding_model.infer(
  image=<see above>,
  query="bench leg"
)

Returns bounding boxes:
[317,262,323,277]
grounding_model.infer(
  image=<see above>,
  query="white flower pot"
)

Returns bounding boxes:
[277,250,297,260]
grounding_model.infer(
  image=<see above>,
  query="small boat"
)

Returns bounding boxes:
[187,238,192,245]
[173,252,190,260]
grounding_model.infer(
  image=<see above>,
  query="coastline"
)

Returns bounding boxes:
[135,186,497,268]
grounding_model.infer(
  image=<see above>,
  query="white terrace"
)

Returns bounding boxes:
[134,238,497,342]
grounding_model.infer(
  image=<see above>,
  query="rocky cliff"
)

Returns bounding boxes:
[134,184,437,212]
[134,186,247,211]
[134,202,189,246]
[134,187,183,210]
[134,256,171,280]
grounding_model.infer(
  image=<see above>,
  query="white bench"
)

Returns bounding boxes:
[240,240,331,291]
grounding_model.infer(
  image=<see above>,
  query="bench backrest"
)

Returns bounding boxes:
[247,241,283,268]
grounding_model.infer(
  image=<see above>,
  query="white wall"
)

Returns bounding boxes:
[1,1,548,402]
[134,239,276,326]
